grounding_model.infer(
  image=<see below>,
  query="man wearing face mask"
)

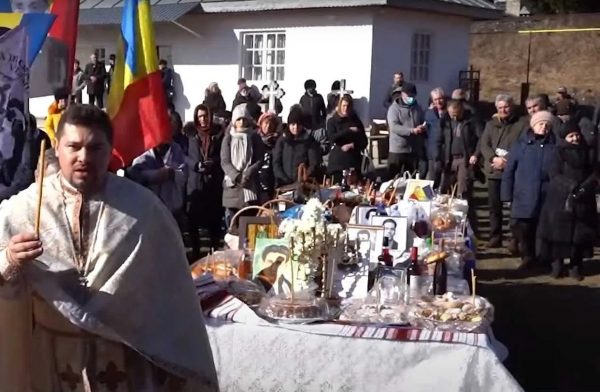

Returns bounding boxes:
[299,79,327,131]
[387,82,427,179]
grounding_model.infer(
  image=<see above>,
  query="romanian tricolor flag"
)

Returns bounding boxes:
[47,0,80,89]
[108,0,170,169]
[0,12,56,65]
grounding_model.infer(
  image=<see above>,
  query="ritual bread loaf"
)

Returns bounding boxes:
[425,251,449,264]
[264,298,321,319]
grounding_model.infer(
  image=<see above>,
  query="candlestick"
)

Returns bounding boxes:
[290,237,295,303]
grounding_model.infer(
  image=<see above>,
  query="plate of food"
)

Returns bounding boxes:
[408,292,493,332]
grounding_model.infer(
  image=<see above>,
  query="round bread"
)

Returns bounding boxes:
[425,251,449,264]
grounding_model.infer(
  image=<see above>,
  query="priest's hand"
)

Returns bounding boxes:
[6,233,43,267]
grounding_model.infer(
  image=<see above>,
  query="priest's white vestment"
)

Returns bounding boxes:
[0,173,219,392]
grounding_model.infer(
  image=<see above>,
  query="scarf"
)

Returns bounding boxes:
[226,128,257,203]
[197,127,212,159]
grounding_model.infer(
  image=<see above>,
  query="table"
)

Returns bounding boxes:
[205,319,523,392]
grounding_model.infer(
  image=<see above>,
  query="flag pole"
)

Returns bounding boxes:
[23,29,30,125]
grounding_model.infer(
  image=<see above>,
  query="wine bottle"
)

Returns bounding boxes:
[341,169,350,192]
[433,241,448,295]
[378,237,393,267]
[407,246,422,300]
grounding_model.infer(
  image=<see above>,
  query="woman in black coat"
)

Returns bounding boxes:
[326,95,368,183]
[273,108,321,187]
[538,120,598,281]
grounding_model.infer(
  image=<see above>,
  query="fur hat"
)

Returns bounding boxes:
[529,110,555,129]
[558,119,581,139]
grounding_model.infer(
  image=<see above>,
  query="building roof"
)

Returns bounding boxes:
[79,0,501,25]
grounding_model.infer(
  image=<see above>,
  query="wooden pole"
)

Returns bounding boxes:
[34,139,47,238]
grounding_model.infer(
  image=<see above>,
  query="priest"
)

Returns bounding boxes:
[0,105,219,391]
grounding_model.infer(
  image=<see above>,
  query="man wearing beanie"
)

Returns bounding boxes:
[299,79,327,130]
[501,111,558,270]
[479,94,528,249]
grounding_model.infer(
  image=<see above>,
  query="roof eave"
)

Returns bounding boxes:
[387,0,503,20]
[197,0,502,19]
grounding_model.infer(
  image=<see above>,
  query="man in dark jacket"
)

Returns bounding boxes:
[186,104,225,259]
[159,59,174,106]
[386,82,427,179]
[0,115,50,201]
[84,53,107,108]
[425,87,446,186]
[383,72,404,110]
[273,109,321,187]
[501,111,557,269]
[436,100,479,198]
[479,94,528,249]
[299,79,327,131]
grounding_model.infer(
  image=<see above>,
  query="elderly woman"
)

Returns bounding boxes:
[203,82,227,118]
[273,107,321,187]
[501,111,558,270]
[538,120,598,281]
[326,95,368,183]
[479,94,528,249]
[221,104,265,226]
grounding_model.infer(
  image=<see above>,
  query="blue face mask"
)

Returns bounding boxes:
[405,96,416,106]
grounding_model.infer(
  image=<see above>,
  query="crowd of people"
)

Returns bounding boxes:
[4,62,600,281]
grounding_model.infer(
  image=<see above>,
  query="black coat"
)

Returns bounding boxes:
[436,114,479,164]
[326,113,368,174]
[83,61,107,95]
[203,93,227,116]
[299,93,327,130]
[186,125,224,197]
[538,141,598,251]
[257,133,278,194]
[273,129,321,187]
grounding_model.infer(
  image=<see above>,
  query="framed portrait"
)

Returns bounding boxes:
[370,216,408,255]
[346,225,384,269]
[352,206,382,226]
[238,216,280,251]
[252,237,311,296]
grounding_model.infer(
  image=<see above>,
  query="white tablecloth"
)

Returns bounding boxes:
[206,319,523,392]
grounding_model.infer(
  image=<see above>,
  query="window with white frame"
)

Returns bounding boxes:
[93,47,106,62]
[240,31,286,82]
[410,33,431,82]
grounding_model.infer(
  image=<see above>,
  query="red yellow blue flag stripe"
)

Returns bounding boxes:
[108,0,170,169]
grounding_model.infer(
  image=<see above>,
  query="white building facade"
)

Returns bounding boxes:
[31,0,500,124]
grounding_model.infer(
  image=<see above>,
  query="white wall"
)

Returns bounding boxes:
[160,9,374,123]
[369,9,472,120]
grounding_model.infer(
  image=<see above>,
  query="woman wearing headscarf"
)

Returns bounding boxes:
[186,104,225,258]
[256,112,280,204]
[326,95,368,183]
[221,104,265,226]
[538,120,598,281]
[273,107,321,187]
[203,82,227,118]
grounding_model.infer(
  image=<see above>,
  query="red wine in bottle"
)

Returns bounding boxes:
[407,247,422,300]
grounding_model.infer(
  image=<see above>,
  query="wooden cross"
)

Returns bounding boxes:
[59,364,82,390]
[332,79,354,97]
[264,80,285,114]
[97,361,127,391]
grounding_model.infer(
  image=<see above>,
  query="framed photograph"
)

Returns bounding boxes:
[353,206,381,226]
[252,237,312,296]
[346,225,384,269]
[238,216,280,251]
[370,216,408,255]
